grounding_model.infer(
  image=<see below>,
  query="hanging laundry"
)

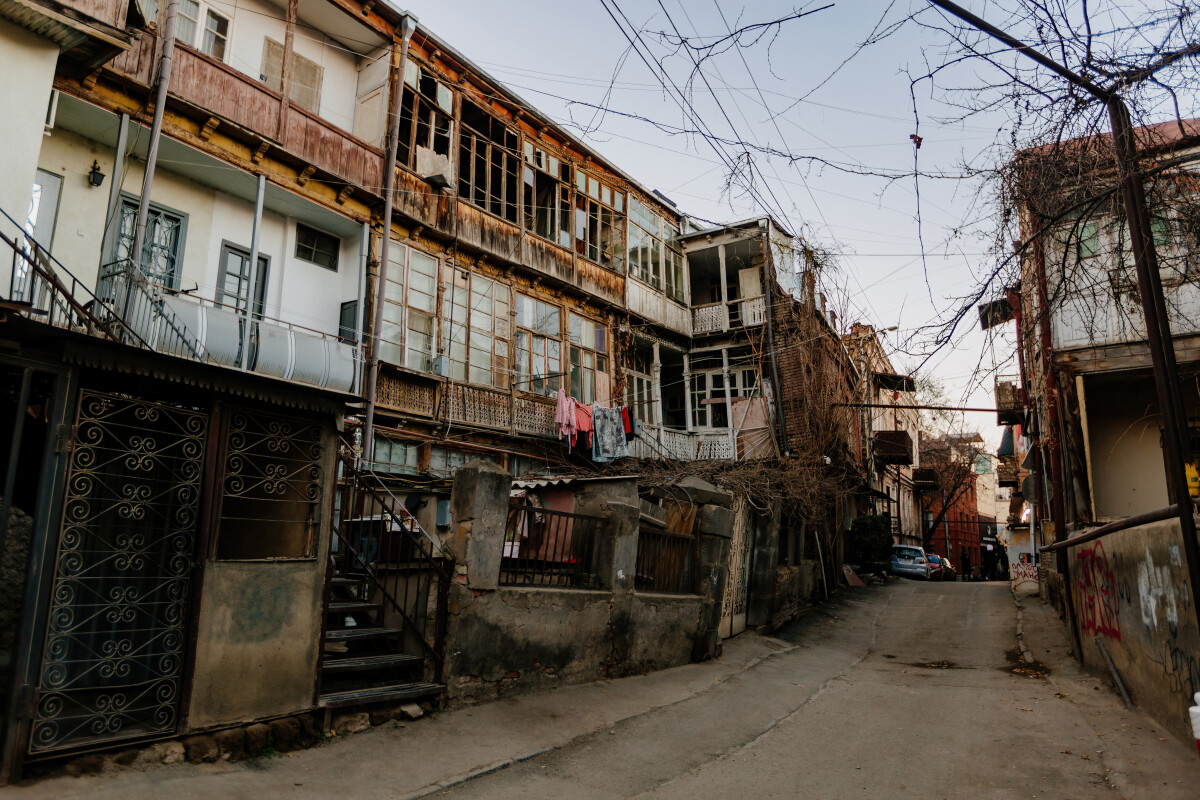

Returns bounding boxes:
[592,404,628,463]
[621,407,634,442]
[574,403,594,454]
[555,388,578,446]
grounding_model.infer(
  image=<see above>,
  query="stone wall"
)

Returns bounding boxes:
[1068,518,1199,742]
[442,462,725,703]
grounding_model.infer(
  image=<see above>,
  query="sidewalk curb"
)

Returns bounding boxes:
[1011,590,1035,664]
[395,636,802,799]
[399,747,556,800]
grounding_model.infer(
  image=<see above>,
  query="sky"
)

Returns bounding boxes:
[406,1,1051,445]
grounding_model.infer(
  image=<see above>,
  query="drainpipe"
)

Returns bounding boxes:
[355,221,369,393]
[239,173,265,371]
[363,14,418,462]
[100,113,130,262]
[131,0,178,284]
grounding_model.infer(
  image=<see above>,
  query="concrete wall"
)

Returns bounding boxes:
[186,423,335,729]
[0,22,59,291]
[1068,518,1199,742]
[1084,375,1169,518]
[769,560,820,628]
[442,463,720,703]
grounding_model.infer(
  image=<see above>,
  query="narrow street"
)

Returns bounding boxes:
[12,580,1198,800]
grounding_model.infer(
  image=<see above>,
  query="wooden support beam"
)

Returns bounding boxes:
[199,117,220,141]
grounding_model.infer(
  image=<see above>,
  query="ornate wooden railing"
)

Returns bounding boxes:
[692,302,728,334]
[514,393,558,438]
[443,383,510,429]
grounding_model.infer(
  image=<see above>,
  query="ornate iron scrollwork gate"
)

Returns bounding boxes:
[29,391,206,754]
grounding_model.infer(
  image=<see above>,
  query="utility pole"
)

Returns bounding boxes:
[927,0,1200,636]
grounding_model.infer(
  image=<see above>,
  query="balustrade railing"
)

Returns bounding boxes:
[444,383,511,429]
[692,302,729,334]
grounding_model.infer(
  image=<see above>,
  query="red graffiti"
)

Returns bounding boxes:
[1076,542,1121,640]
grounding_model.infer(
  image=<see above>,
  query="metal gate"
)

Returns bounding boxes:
[29,391,207,754]
[720,496,751,638]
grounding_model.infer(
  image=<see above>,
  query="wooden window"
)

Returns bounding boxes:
[568,312,608,404]
[261,38,324,114]
[373,433,419,475]
[624,343,657,425]
[523,143,573,248]
[378,242,438,373]
[1077,221,1101,260]
[514,293,561,396]
[339,300,358,342]
[294,223,339,271]
[178,0,230,62]
[442,267,510,388]
[628,196,684,300]
[575,170,624,270]
[458,100,520,224]
[112,196,186,289]
[217,242,269,317]
[397,62,453,169]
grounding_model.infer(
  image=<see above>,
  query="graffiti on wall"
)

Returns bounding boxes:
[1011,562,1039,591]
[1075,542,1121,640]
[1137,545,1180,634]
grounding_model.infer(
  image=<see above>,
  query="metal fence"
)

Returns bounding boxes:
[634,528,698,594]
[500,503,603,588]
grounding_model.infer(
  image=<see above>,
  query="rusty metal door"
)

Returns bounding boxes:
[720,496,751,638]
[28,391,207,755]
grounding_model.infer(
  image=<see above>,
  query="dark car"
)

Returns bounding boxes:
[891,545,931,580]
[926,553,945,581]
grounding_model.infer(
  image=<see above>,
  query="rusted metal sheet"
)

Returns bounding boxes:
[393,168,442,230]
[575,258,624,307]
[521,235,573,286]
[456,201,522,265]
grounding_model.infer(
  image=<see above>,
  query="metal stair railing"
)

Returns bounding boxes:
[332,443,451,682]
[3,205,212,364]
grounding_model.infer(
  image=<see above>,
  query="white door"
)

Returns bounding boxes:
[720,496,751,638]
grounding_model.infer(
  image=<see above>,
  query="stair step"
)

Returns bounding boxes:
[328,600,380,614]
[323,653,423,673]
[325,627,401,642]
[319,682,444,710]
[331,576,365,587]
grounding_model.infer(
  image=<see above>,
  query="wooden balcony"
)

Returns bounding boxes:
[514,394,557,439]
[874,430,914,466]
[375,366,437,417]
[995,374,1023,425]
[443,383,511,430]
[106,40,383,197]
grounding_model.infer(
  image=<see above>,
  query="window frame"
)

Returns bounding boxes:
[458,100,521,225]
[112,193,188,290]
[441,266,511,389]
[397,61,454,171]
[378,241,439,373]
[574,169,625,271]
[216,240,270,319]
[568,311,608,404]
[514,293,563,397]
[177,0,232,62]
[523,142,574,249]
[294,222,340,272]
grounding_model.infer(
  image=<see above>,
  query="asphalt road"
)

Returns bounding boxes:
[428,580,1200,800]
[14,580,1199,799]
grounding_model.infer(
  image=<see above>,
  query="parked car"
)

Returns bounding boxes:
[925,553,944,581]
[891,545,931,580]
[938,557,957,582]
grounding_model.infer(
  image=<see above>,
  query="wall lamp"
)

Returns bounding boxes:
[88,161,105,188]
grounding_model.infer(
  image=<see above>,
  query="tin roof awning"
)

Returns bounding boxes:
[873,373,915,392]
[873,430,914,466]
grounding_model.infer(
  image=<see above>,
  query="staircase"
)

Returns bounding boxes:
[319,450,450,717]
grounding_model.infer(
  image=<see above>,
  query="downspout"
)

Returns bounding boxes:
[761,220,789,455]
[131,0,178,281]
[239,173,265,371]
[100,113,130,261]
[355,221,369,394]
[363,14,418,462]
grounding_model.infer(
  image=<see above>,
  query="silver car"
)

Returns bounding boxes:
[891,545,931,580]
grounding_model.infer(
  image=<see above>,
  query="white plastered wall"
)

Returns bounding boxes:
[212,0,360,135]
[0,22,59,294]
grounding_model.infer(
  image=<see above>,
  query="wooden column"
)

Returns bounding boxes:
[717,243,729,332]
[277,0,297,140]
[682,353,693,434]
[721,347,735,461]
[652,341,664,447]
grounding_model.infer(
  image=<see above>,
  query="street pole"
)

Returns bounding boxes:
[927,0,1200,638]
